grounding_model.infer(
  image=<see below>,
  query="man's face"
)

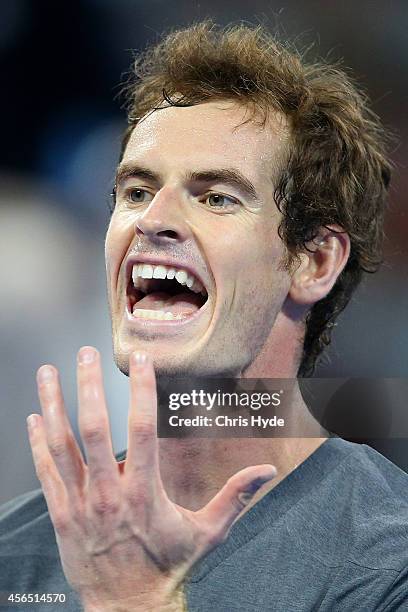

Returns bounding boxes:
[105,100,292,377]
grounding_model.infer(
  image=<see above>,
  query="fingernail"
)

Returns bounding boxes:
[78,346,96,364]
[37,365,54,383]
[238,468,277,506]
[132,351,148,367]
[260,465,277,480]
[235,466,277,507]
[254,466,277,485]
[27,414,38,432]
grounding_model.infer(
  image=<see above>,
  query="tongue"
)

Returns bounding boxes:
[134,291,202,316]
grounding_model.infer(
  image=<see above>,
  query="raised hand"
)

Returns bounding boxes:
[27,347,277,612]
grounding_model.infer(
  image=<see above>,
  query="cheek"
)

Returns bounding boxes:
[215,224,284,290]
[223,228,288,321]
[105,215,134,289]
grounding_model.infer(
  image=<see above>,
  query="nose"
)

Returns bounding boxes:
[135,186,190,244]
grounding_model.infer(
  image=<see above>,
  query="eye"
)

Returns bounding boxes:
[205,193,238,209]
[127,188,154,204]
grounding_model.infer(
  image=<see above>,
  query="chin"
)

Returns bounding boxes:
[113,343,242,379]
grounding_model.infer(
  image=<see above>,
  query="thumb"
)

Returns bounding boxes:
[199,464,277,540]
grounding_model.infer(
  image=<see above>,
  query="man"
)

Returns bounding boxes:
[1,21,407,612]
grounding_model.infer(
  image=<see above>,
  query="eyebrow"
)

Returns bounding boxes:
[115,163,260,201]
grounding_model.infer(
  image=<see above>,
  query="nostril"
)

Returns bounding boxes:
[157,229,178,239]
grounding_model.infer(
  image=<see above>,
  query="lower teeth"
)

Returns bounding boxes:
[132,308,183,320]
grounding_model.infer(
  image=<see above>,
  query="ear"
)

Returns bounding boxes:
[288,225,351,306]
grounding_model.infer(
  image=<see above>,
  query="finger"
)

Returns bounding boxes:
[125,351,159,480]
[27,413,71,536]
[37,364,86,495]
[77,347,120,511]
[199,464,277,538]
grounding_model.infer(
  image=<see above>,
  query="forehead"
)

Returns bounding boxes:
[122,100,290,183]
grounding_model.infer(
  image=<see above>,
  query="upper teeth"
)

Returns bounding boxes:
[131,263,205,294]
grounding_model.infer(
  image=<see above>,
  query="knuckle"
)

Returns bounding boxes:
[236,490,253,507]
[48,435,68,459]
[126,485,148,508]
[81,422,106,445]
[129,419,155,443]
[78,365,97,382]
[92,496,120,516]
[228,495,246,515]
[41,394,57,410]
[52,509,71,535]
[91,479,120,516]
[35,460,52,482]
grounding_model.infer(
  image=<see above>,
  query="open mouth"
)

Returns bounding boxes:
[126,262,209,322]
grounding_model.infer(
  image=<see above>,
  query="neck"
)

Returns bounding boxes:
[159,383,327,512]
[160,310,326,513]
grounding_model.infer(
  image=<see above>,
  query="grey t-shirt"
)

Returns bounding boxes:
[1,438,408,611]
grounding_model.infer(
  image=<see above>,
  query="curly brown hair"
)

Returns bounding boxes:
[116,21,392,377]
